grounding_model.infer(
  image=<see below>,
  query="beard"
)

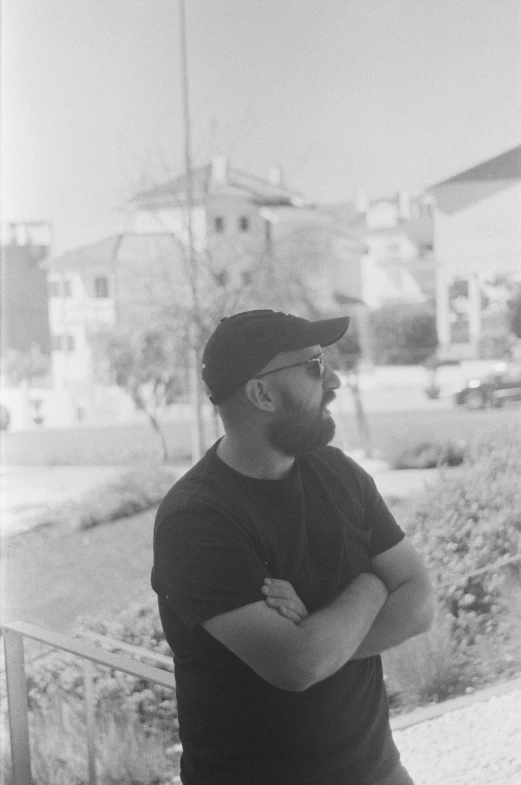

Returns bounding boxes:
[266,387,336,457]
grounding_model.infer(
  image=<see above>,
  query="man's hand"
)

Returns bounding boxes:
[204,572,388,690]
[261,578,309,624]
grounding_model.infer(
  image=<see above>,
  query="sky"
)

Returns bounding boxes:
[2,0,521,253]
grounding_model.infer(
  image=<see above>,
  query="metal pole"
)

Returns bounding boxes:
[3,628,33,785]
[179,0,205,462]
[83,660,98,785]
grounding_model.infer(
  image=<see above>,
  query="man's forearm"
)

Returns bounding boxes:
[203,572,389,692]
[351,579,435,659]
[293,572,388,688]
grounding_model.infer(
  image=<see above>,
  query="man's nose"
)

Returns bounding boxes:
[324,365,341,390]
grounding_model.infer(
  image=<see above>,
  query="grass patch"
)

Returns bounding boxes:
[383,612,468,709]
[1,421,202,466]
[2,408,518,466]
[1,508,158,635]
[2,690,179,785]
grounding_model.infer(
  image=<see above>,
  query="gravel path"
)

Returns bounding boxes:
[394,688,521,785]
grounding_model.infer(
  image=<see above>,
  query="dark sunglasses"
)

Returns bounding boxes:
[255,354,325,381]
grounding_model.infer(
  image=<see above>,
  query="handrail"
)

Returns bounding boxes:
[3,621,176,687]
[1,620,176,785]
[78,628,175,668]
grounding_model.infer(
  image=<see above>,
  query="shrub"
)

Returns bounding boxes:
[36,463,178,533]
[383,612,469,709]
[368,303,437,365]
[401,422,521,673]
[12,605,179,784]
[2,691,177,785]
[24,603,178,745]
[466,422,521,469]
[389,439,466,470]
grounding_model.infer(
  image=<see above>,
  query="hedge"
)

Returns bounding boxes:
[401,421,521,673]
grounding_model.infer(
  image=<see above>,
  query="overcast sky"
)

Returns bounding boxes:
[2,0,520,253]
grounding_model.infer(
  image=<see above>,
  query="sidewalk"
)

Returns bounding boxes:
[0,464,129,537]
[346,450,439,499]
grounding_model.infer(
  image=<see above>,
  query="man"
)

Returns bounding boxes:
[152,309,435,785]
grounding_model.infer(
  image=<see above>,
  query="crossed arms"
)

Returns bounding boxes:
[203,538,435,692]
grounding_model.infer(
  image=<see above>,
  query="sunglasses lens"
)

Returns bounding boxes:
[309,358,323,379]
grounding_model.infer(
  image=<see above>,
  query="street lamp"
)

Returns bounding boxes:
[178,0,205,462]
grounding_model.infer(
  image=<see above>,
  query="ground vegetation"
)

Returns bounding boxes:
[2,424,520,783]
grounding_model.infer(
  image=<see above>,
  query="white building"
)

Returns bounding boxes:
[43,160,366,423]
[326,193,436,309]
[429,145,521,358]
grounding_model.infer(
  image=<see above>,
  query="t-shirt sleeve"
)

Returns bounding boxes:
[153,506,269,632]
[361,469,405,557]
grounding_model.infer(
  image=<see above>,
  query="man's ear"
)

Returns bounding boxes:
[244,378,276,412]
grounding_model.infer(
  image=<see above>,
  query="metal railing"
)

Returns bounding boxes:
[1,620,176,785]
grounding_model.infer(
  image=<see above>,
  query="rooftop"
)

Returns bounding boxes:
[131,160,305,209]
[429,144,521,189]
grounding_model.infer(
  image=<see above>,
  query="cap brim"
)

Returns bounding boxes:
[285,316,350,351]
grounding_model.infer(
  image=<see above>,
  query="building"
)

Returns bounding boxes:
[325,192,436,309]
[43,232,186,390]
[1,222,52,356]
[428,144,521,358]
[131,157,305,257]
[45,159,366,399]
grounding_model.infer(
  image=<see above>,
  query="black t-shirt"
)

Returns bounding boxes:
[151,442,406,785]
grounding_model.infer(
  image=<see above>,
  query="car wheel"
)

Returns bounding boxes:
[465,390,486,410]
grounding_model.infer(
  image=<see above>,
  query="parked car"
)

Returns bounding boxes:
[0,403,11,430]
[454,362,521,409]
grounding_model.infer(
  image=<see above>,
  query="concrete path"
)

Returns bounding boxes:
[349,452,441,499]
[0,464,128,536]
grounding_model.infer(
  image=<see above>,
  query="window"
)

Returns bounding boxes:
[239,216,249,232]
[94,276,109,298]
[386,242,401,253]
[48,279,72,297]
[214,216,225,233]
[48,280,60,298]
[51,335,75,352]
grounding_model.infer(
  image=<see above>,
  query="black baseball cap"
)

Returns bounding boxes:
[202,309,350,405]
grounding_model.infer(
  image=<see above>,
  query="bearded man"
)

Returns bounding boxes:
[152,310,434,785]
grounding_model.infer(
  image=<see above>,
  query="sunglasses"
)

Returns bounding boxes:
[255,353,325,381]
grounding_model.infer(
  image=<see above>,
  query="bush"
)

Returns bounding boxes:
[389,439,466,470]
[11,603,180,784]
[401,422,521,676]
[368,303,437,365]
[25,603,177,740]
[2,691,177,785]
[36,463,178,532]
[383,612,469,709]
